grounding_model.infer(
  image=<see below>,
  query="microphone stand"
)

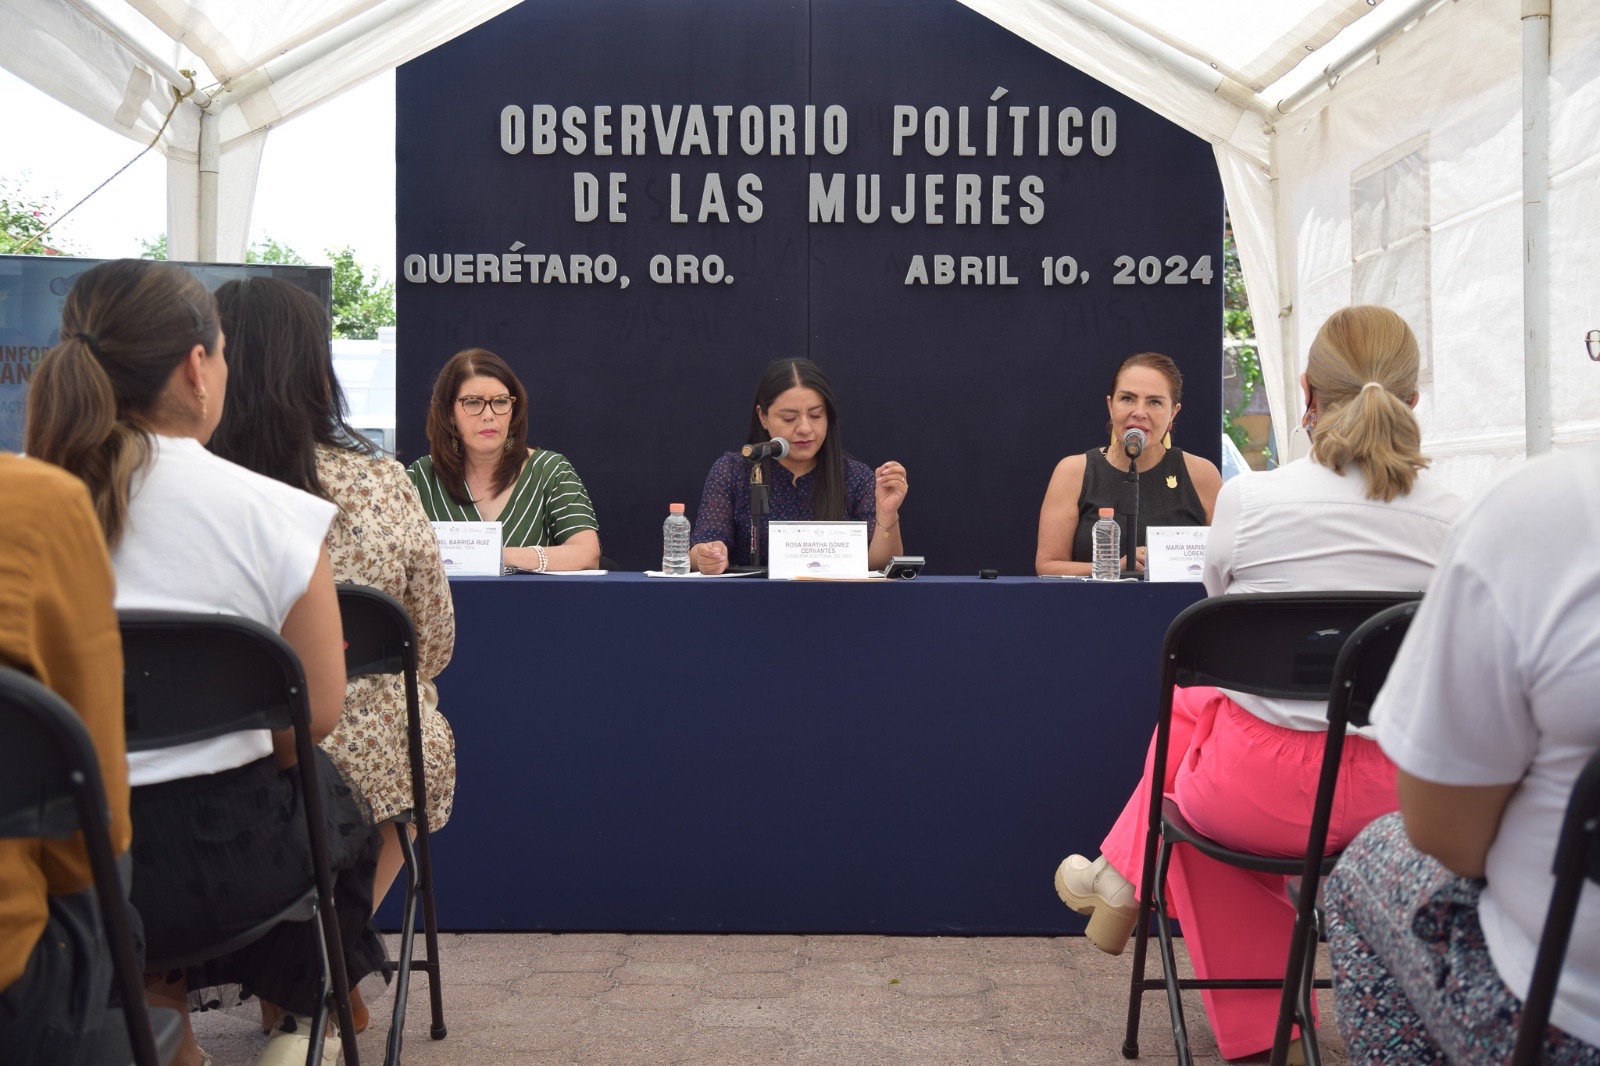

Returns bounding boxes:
[749,459,770,569]
[1119,445,1142,581]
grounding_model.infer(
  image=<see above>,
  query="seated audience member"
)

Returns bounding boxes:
[690,357,908,573]
[1036,352,1222,575]
[1052,306,1465,1060]
[210,277,458,1034]
[1326,448,1600,1064]
[0,455,128,1066]
[407,347,601,571]
[25,259,384,1066]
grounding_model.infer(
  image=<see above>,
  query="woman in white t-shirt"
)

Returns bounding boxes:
[1326,449,1600,1064]
[1051,305,1464,1061]
[25,259,384,1066]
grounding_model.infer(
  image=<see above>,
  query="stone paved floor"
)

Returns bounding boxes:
[190,933,1348,1065]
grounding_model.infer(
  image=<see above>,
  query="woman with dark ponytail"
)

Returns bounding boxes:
[26,259,384,1066]
[1052,306,1466,1061]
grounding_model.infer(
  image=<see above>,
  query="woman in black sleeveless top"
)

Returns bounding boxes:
[1035,352,1222,575]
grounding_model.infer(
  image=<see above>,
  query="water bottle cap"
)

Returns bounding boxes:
[669,503,686,513]
[1098,507,1114,517]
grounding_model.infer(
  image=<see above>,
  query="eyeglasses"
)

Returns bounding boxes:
[1587,330,1600,362]
[457,395,515,415]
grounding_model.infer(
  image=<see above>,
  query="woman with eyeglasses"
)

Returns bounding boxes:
[407,348,601,572]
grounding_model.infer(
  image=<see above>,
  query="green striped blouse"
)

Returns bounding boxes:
[407,450,599,547]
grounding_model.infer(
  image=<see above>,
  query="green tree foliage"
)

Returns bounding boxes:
[249,237,308,267]
[137,234,395,339]
[0,177,72,255]
[1222,218,1266,456]
[326,246,396,340]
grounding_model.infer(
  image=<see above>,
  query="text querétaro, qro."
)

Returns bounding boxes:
[402,246,627,287]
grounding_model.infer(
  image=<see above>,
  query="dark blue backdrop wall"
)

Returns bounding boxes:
[395,0,1221,574]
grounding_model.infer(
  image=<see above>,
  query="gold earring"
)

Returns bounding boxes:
[195,388,208,421]
[1162,429,1172,449]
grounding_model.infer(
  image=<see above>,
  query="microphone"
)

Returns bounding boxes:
[1122,427,1147,459]
[741,438,791,461]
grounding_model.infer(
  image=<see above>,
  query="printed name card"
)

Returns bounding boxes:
[768,521,870,579]
[432,520,503,576]
[1145,525,1208,583]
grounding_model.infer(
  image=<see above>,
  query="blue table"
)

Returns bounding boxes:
[395,574,1205,934]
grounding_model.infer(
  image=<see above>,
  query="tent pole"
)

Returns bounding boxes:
[198,106,220,263]
[1270,133,1298,461]
[1523,0,1551,457]
[1273,0,1444,116]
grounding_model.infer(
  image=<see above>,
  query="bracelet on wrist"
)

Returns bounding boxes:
[878,519,899,534]
[534,544,549,573]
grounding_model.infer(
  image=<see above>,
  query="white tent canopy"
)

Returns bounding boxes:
[4,0,519,263]
[5,0,1596,499]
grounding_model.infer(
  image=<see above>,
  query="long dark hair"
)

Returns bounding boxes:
[424,348,530,507]
[209,277,374,499]
[25,259,221,546]
[745,358,848,521]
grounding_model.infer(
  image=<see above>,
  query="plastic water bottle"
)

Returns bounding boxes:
[662,503,691,575]
[1091,507,1121,581]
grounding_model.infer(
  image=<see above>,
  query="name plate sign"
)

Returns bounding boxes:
[1146,525,1208,583]
[432,521,503,576]
[768,521,870,580]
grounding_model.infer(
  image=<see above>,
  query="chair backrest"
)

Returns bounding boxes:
[1324,600,1418,735]
[1295,599,1420,879]
[0,665,160,1066]
[1511,749,1600,1065]
[335,583,428,839]
[335,584,418,682]
[1160,591,1424,699]
[118,610,302,750]
[117,610,360,1062]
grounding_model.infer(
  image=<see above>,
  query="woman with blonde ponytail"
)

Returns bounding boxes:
[1052,306,1466,1061]
[25,260,385,1066]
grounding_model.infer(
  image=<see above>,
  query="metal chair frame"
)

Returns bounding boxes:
[335,583,448,1064]
[1509,749,1600,1065]
[1120,591,1420,1064]
[0,665,183,1066]
[1268,601,1418,1066]
[119,610,361,1066]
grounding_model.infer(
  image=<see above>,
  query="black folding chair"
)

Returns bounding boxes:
[1121,591,1420,1065]
[1509,749,1600,1066]
[119,611,361,1066]
[335,584,448,1064]
[1269,601,1418,1066]
[0,665,183,1066]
